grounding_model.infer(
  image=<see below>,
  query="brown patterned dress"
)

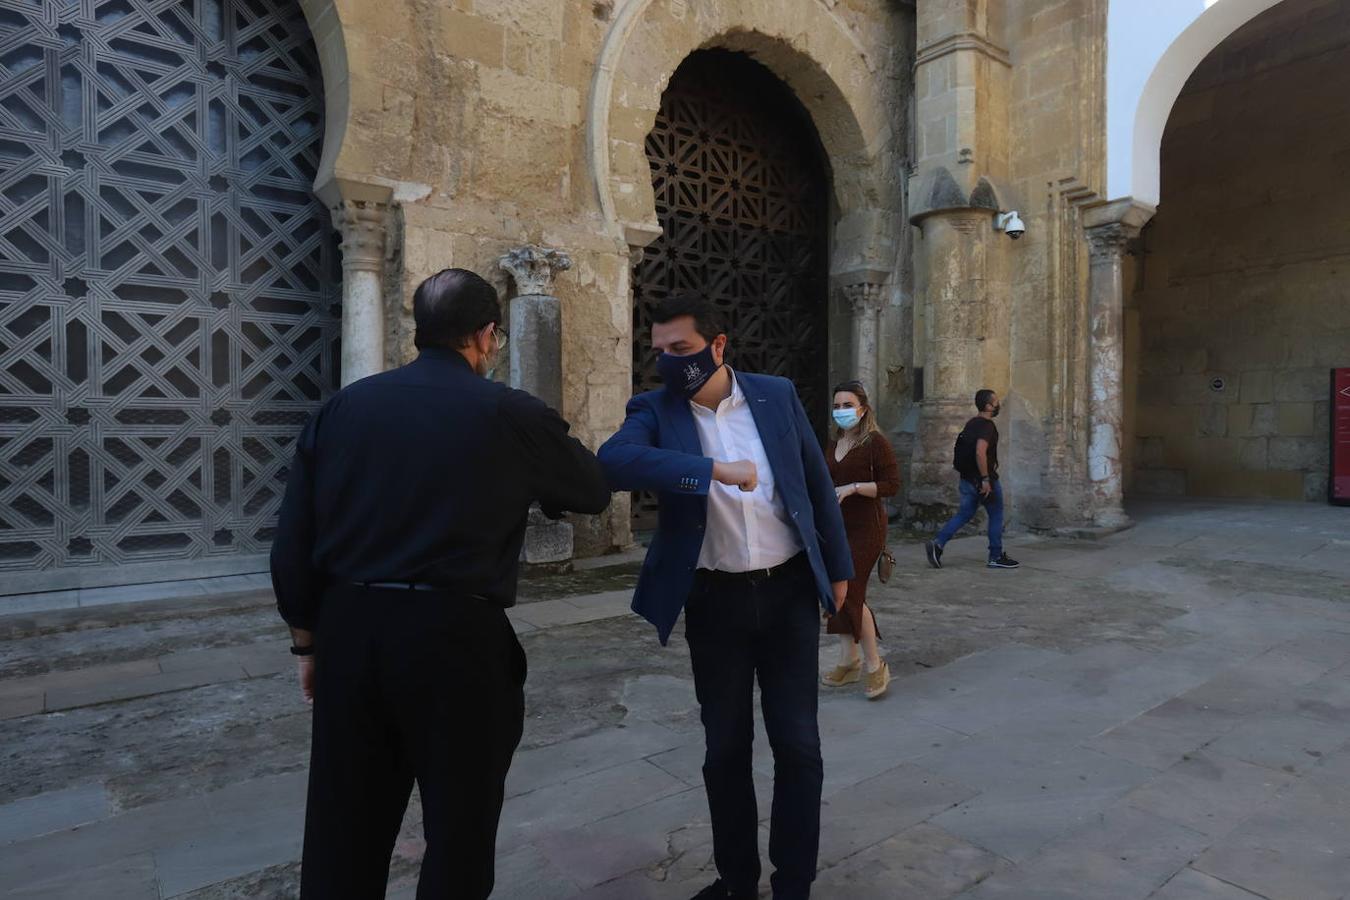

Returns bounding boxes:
[825,435,900,640]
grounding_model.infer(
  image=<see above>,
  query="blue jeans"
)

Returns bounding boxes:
[684,555,822,899]
[935,479,1004,560]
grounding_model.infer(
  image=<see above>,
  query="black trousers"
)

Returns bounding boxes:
[684,555,823,900]
[300,584,526,900]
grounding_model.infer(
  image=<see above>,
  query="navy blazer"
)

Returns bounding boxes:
[598,372,854,644]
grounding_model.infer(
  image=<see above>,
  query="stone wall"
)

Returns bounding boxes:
[1002,0,1108,527]
[906,0,1109,531]
[316,0,912,554]
[1126,0,1350,502]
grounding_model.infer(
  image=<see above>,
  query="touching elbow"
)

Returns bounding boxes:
[584,484,614,514]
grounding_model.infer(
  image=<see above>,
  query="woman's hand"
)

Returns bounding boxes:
[835,483,856,504]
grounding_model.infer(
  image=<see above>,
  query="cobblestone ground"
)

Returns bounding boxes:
[1,498,1348,898]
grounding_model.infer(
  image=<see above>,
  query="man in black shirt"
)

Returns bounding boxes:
[924,388,1020,570]
[270,268,610,899]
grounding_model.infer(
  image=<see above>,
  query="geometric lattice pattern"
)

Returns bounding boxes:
[632,50,829,527]
[0,0,338,581]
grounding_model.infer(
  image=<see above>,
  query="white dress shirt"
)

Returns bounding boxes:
[690,370,803,572]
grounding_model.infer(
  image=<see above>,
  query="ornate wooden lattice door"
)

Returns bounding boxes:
[0,0,339,590]
[631,49,830,531]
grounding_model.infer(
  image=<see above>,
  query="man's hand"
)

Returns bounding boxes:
[713,460,758,492]
[297,657,316,704]
[979,478,992,498]
[831,580,848,616]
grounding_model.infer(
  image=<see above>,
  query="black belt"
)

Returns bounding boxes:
[353,581,440,592]
[696,553,806,586]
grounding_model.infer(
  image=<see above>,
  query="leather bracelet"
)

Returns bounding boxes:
[290,644,315,657]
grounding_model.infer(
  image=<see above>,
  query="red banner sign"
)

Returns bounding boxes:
[1334,368,1350,505]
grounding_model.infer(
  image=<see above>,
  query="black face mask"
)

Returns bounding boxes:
[656,343,721,399]
[991,404,1001,418]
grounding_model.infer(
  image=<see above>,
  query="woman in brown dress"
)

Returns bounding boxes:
[821,380,899,699]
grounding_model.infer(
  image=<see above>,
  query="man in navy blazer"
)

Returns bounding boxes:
[599,294,853,900]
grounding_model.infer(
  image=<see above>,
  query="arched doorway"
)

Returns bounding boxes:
[630,49,831,529]
[1126,0,1348,501]
[0,0,339,591]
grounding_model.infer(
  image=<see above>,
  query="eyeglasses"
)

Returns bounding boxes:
[491,326,509,352]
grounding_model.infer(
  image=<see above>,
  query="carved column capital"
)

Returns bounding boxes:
[1082,196,1155,264]
[331,200,389,274]
[841,280,887,315]
[1084,222,1136,264]
[499,245,572,297]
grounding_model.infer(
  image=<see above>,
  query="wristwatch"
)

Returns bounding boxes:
[290,644,315,657]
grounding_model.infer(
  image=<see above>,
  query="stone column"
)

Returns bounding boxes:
[500,246,571,407]
[839,272,888,396]
[499,245,574,566]
[332,200,389,387]
[907,209,991,523]
[1082,199,1154,528]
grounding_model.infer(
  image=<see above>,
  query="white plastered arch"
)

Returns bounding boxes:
[1108,0,1287,205]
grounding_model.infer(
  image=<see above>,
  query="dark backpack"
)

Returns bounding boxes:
[952,423,981,480]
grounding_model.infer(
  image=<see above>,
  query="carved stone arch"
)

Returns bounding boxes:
[588,0,896,266]
[295,0,352,204]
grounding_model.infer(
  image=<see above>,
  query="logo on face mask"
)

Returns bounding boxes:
[656,343,721,399]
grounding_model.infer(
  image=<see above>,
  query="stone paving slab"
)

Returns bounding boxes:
[1121,750,1296,838]
[916,734,1157,797]
[812,711,966,798]
[0,783,111,846]
[530,786,710,889]
[812,822,1007,897]
[5,852,160,899]
[924,742,1158,862]
[0,693,43,721]
[881,643,1069,703]
[1150,868,1269,899]
[1204,710,1350,775]
[0,793,213,891]
[902,673,1082,736]
[0,658,161,705]
[1191,775,1350,900]
[507,593,635,630]
[961,805,1211,899]
[488,844,585,900]
[44,659,248,712]
[506,720,689,799]
[1084,697,1250,772]
[496,760,689,854]
[816,763,977,867]
[154,806,304,897]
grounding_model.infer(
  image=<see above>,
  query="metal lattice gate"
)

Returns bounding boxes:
[631,49,830,531]
[0,0,339,592]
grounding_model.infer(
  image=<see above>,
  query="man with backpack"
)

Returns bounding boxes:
[924,389,1020,570]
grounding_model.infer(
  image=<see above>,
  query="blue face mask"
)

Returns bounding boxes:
[832,408,861,430]
[656,343,721,399]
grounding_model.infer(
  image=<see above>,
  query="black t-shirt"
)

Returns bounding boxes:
[961,417,999,482]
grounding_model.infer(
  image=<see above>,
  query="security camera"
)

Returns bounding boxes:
[995,211,1026,240]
